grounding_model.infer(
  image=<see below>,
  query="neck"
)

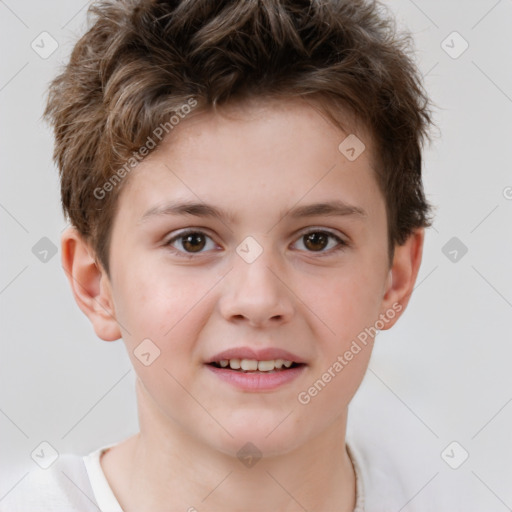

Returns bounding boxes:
[103,379,357,512]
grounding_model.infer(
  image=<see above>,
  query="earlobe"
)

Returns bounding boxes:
[379,228,425,330]
[61,227,122,342]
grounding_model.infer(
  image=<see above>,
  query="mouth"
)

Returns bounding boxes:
[204,347,308,391]
[205,357,307,391]
[207,358,306,373]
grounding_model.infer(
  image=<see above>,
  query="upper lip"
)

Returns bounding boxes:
[206,347,307,365]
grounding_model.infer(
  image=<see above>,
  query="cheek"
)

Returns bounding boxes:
[113,271,215,402]
[300,267,383,343]
[295,277,378,414]
[112,264,223,363]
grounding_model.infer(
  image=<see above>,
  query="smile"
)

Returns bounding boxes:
[205,359,307,391]
[208,358,302,372]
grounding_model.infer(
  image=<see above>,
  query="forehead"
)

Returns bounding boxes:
[117,96,382,223]
[161,96,375,165]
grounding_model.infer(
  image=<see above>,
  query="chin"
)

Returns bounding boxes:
[207,420,307,459]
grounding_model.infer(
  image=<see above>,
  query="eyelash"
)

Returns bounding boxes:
[164,228,348,258]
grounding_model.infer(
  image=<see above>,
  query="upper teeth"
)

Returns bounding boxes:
[218,359,294,371]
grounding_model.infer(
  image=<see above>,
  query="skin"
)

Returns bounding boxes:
[61,96,424,512]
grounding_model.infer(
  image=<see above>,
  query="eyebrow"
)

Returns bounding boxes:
[139,199,367,224]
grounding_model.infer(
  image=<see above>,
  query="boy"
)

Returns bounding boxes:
[1,0,434,510]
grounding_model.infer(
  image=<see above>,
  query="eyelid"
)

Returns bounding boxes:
[294,226,347,241]
[165,227,215,242]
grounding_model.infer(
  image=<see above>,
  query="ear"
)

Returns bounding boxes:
[379,228,425,330]
[61,226,121,341]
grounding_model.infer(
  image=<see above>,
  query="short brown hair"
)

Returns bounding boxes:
[45,0,435,277]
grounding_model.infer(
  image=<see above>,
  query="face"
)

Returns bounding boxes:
[103,97,393,456]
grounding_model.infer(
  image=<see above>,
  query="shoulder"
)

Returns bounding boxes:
[347,384,442,511]
[347,438,408,512]
[0,453,100,512]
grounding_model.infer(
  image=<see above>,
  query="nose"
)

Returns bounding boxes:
[218,249,295,328]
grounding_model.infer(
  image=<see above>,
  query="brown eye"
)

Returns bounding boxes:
[181,233,206,252]
[292,230,347,255]
[303,232,329,251]
[166,230,217,255]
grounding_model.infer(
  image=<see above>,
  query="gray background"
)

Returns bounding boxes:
[1,0,511,509]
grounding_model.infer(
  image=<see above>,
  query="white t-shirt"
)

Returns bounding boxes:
[0,439,398,512]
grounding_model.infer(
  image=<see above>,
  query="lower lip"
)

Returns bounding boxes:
[205,364,307,391]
